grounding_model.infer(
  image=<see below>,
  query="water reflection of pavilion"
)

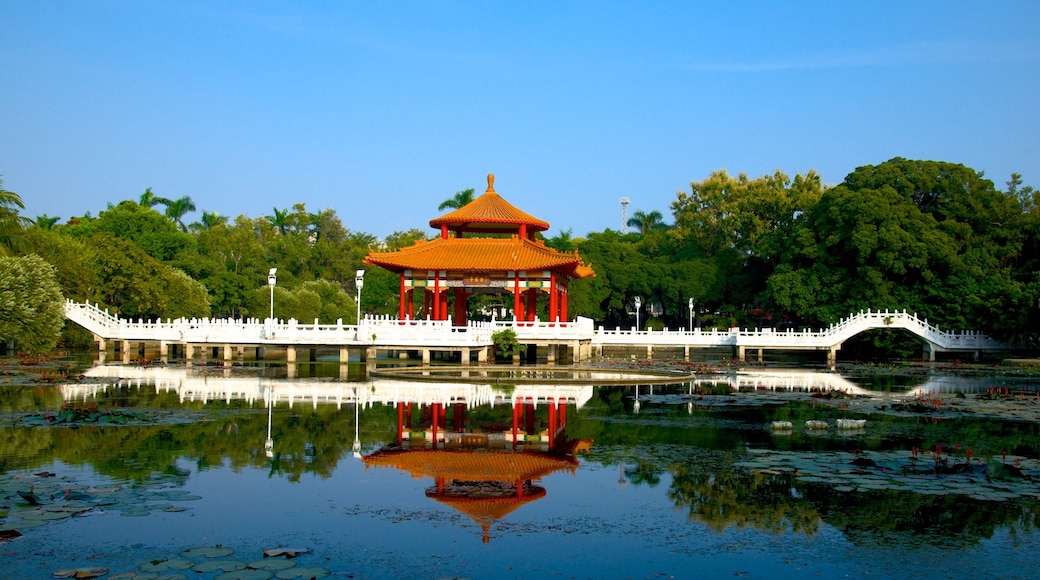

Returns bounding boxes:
[361,384,592,543]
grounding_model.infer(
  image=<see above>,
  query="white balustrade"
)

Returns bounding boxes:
[63,300,1017,354]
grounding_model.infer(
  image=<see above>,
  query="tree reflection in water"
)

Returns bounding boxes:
[2,364,1040,577]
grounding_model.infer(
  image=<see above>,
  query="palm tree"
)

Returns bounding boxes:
[0,176,31,256]
[162,195,197,232]
[438,188,475,211]
[626,209,667,235]
[139,187,169,210]
[34,214,62,230]
[190,211,227,232]
[268,207,290,235]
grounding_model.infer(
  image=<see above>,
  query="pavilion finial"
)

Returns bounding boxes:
[487,173,495,192]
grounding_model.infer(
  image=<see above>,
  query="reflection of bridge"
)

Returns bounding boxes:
[65,300,1019,366]
[68,365,986,406]
[68,365,595,411]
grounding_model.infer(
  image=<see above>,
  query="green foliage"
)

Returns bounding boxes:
[0,175,32,256]
[0,254,65,352]
[492,328,526,359]
[438,188,475,211]
[761,158,1035,344]
[17,156,1038,354]
[162,268,211,319]
[65,201,196,262]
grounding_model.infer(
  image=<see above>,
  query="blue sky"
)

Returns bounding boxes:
[3,1,1039,239]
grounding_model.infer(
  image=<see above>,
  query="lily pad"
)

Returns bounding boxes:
[139,559,195,572]
[193,560,246,573]
[275,567,331,579]
[247,558,296,571]
[51,567,109,579]
[215,569,274,580]
[182,545,235,559]
[262,548,310,558]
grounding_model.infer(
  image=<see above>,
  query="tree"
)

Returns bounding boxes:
[65,201,195,263]
[438,188,475,211]
[0,254,65,352]
[268,207,290,235]
[162,268,212,319]
[626,210,666,235]
[90,233,170,318]
[763,158,1031,342]
[162,195,197,232]
[138,187,169,210]
[191,211,228,232]
[34,214,61,230]
[0,176,32,256]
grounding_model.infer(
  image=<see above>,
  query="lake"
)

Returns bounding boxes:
[2,358,1039,579]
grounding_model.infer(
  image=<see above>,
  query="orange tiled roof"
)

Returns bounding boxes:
[430,174,550,234]
[430,487,546,520]
[363,449,578,481]
[364,236,595,278]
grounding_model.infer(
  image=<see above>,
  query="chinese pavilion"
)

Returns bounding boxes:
[364,174,595,324]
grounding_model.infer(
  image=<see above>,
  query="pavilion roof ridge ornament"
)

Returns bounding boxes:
[429,173,550,235]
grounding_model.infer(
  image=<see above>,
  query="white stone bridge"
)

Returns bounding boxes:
[64,300,1019,365]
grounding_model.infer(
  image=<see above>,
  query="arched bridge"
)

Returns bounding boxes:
[63,301,1020,365]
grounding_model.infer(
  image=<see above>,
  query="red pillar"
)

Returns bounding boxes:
[407,289,414,320]
[397,402,405,446]
[453,288,467,325]
[433,273,441,320]
[399,275,407,320]
[453,402,465,431]
[431,403,441,449]
[512,398,521,448]
[526,289,538,322]
[549,273,558,324]
[561,287,568,322]
[547,398,557,449]
[513,274,522,321]
[525,399,536,434]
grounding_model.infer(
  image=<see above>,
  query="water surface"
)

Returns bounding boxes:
[2,362,1039,579]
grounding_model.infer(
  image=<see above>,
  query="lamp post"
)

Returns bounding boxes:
[355,269,365,337]
[688,297,694,331]
[265,382,274,459]
[634,296,642,331]
[352,386,361,459]
[268,268,277,322]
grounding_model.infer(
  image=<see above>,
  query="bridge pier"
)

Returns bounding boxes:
[827,347,839,367]
[286,347,297,363]
[923,343,935,362]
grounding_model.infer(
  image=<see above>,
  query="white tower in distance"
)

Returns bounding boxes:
[620,197,630,234]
